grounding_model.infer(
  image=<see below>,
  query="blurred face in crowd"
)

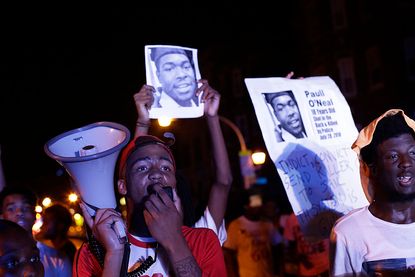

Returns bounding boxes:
[156,53,197,106]
[0,220,44,277]
[0,194,35,233]
[271,94,304,138]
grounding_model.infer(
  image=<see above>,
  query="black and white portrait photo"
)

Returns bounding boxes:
[145,45,203,118]
[264,90,307,142]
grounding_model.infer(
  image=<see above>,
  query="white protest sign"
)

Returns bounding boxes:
[144,45,204,119]
[245,76,369,240]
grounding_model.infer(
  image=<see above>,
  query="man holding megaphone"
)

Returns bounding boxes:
[133,79,232,246]
[73,82,227,276]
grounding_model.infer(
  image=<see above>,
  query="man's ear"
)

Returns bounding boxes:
[118,179,127,196]
[368,163,377,176]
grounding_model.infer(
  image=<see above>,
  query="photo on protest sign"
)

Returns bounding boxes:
[245,76,369,239]
[144,45,203,119]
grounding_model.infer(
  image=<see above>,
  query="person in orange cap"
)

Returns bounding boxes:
[74,133,227,276]
[330,109,415,276]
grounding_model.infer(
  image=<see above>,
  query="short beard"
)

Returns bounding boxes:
[380,186,415,203]
[128,202,151,237]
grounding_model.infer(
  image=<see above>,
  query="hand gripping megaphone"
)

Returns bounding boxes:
[44,121,130,238]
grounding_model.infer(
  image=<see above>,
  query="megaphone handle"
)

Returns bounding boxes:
[113,221,127,242]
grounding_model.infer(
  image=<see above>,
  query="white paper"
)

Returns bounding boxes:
[144,45,204,119]
[245,76,369,240]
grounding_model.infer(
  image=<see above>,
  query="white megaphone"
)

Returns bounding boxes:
[44,122,130,222]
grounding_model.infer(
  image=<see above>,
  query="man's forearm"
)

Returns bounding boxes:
[164,236,202,277]
[172,255,202,277]
[206,115,233,229]
[206,115,232,185]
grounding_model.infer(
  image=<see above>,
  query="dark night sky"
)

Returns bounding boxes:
[1,5,298,198]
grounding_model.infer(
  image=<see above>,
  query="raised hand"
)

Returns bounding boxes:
[285,71,304,79]
[133,85,156,124]
[196,79,220,117]
[143,185,183,248]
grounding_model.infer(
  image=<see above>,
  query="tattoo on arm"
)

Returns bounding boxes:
[173,256,202,277]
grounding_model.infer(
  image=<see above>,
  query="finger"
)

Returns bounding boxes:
[143,84,156,91]
[199,85,214,101]
[93,209,122,226]
[285,71,294,79]
[202,88,219,103]
[144,195,161,215]
[143,209,153,224]
[93,211,124,239]
[198,79,208,85]
[111,218,127,239]
[134,93,152,102]
[157,187,175,206]
[196,80,209,96]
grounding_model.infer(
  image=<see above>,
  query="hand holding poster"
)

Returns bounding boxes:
[245,76,369,240]
[144,45,204,119]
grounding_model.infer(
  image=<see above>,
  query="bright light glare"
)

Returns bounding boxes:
[251,152,266,165]
[68,193,78,202]
[35,205,43,213]
[32,219,43,233]
[42,197,52,207]
[74,213,84,226]
[119,197,126,206]
[158,117,172,127]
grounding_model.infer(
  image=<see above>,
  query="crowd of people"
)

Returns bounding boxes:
[1,46,415,276]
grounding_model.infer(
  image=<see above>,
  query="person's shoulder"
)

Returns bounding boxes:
[181,226,222,256]
[332,206,368,232]
[63,239,77,249]
[182,225,216,237]
[74,241,95,260]
[182,226,220,245]
[37,240,54,252]
[73,241,103,276]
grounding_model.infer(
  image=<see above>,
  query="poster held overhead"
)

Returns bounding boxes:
[144,45,204,119]
[245,76,369,240]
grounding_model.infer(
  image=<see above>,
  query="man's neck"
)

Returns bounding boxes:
[369,200,415,224]
[128,208,152,237]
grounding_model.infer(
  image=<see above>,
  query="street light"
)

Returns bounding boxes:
[158,117,172,127]
[252,151,266,165]
[42,197,52,207]
[68,193,78,203]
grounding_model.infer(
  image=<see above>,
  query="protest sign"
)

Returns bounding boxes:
[245,76,369,239]
[144,45,204,119]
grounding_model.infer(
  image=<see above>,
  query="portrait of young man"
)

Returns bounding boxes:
[264,90,307,142]
[145,45,203,119]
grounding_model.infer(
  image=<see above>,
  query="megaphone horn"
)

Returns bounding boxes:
[44,121,130,217]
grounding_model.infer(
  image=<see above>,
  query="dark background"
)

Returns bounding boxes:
[1,3,415,220]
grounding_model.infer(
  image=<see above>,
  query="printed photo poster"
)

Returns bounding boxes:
[245,76,369,240]
[145,45,204,119]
